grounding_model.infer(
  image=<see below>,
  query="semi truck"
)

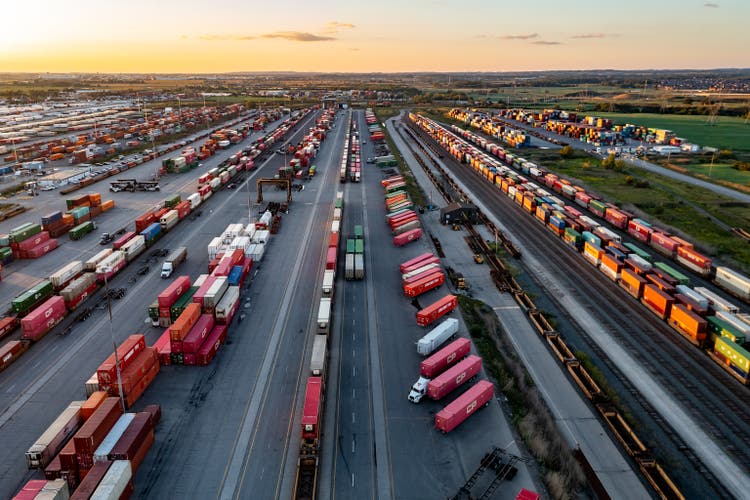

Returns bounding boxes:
[161,246,187,278]
[409,354,481,403]
[317,298,331,334]
[322,270,335,296]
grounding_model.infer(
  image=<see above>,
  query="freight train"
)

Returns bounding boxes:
[410,113,750,386]
[0,109,315,374]
[445,110,750,303]
[294,110,350,500]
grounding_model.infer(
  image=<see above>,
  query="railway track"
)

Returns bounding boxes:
[402,120,750,497]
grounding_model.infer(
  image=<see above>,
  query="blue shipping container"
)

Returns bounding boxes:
[41,211,63,225]
[228,265,243,286]
[549,216,566,230]
[605,247,627,261]
[140,222,162,241]
[633,218,651,228]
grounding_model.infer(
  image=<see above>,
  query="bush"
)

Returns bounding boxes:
[559,145,574,158]
[601,153,616,169]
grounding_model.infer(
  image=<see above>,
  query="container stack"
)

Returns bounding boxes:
[96,335,159,409]
[8,222,59,259]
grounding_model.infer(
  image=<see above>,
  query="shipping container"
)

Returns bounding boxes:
[73,398,123,470]
[404,271,445,297]
[393,228,423,247]
[97,335,147,386]
[26,401,84,469]
[416,295,457,327]
[668,303,707,346]
[420,337,471,379]
[435,380,494,434]
[21,296,66,340]
[301,377,323,443]
[12,280,54,315]
[310,335,328,377]
[427,355,482,400]
[90,460,132,499]
[400,253,435,274]
[93,413,135,463]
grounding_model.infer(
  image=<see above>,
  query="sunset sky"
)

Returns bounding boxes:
[1,0,747,73]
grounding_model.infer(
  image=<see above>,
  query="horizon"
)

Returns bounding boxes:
[3,0,748,73]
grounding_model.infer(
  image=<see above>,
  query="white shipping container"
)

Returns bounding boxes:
[91,460,132,500]
[25,401,84,469]
[95,251,126,274]
[208,237,224,259]
[85,372,99,397]
[34,478,69,500]
[694,287,740,313]
[247,243,265,263]
[209,178,221,190]
[628,254,652,271]
[120,235,145,256]
[317,298,331,330]
[193,274,210,289]
[252,230,270,245]
[86,249,113,271]
[49,261,83,288]
[215,286,240,321]
[331,220,340,234]
[187,192,201,209]
[259,211,272,227]
[93,413,135,463]
[204,276,229,309]
[715,311,750,337]
[333,208,342,221]
[230,236,251,253]
[243,223,256,239]
[322,270,335,295]
[160,210,178,225]
[417,318,459,356]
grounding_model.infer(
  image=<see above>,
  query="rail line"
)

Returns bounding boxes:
[397,119,692,499]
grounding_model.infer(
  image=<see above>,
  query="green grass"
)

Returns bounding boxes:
[597,112,750,151]
[519,149,750,271]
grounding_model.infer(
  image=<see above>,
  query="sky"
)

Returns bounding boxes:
[1,0,747,73]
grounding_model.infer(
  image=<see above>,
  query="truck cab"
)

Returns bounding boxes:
[161,262,174,278]
[408,377,430,403]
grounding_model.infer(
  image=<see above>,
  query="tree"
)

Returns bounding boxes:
[559,145,574,158]
[601,153,616,169]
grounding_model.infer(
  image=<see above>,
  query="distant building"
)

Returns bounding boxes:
[440,202,478,225]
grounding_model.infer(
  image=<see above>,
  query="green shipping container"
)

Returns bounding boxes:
[0,233,9,247]
[10,223,42,243]
[334,199,343,210]
[564,228,582,245]
[707,316,746,345]
[12,280,54,314]
[0,247,12,259]
[354,226,363,239]
[69,221,95,240]
[355,239,364,254]
[170,286,198,321]
[346,239,355,254]
[714,336,750,375]
[165,194,181,208]
[589,200,607,212]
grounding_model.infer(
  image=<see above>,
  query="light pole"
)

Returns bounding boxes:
[103,267,127,412]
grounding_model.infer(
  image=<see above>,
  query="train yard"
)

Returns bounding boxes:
[404,112,750,498]
[1,98,749,500]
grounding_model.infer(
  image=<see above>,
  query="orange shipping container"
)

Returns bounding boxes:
[668,303,707,345]
[62,214,74,225]
[169,302,201,341]
[87,193,102,205]
[101,199,115,211]
[49,153,64,161]
[599,253,622,281]
[641,284,674,319]
[619,268,646,299]
[81,391,108,420]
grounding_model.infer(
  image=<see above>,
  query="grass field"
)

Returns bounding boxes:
[518,149,750,271]
[596,112,750,151]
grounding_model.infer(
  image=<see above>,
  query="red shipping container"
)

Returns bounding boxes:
[74,397,123,470]
[427,355,482,400]
[134,212,156,233]
[400,252,435,274]
[144,404,161,426]
[212,259,232,277]
[57,438,77,473]
[604,208,629,229]
[157,275,191,308]
[26,238,58,259]
[404,272,445,297]
[193,276,217,306]
[153,328,171,366]
[197,326,224,365]
[109,412,154,466]
[14,479,47,499]
[393,228,423,247]
[176,201,191,219]
[70,460,112,500]
[325,247,337,270]
[421,338,471,379]
[97,334,146,386]
[650,232,678,257]
[17,231,50,252]
[170,302,201,341]
[183,352,197,365]
[0,316,18,340]
[401,257,441,276]
[112,232,135,250]
[127,428,155,474]
[123,361,159,408]
[328,232,339,248]
[676,246,712,273]
[170,340,183,353]
[21,296,66,340]
[241,256,253,278]
[106,348,158,395]
[403,267,443,286]
[64,281,99,311]
[183,314,215,354]
[416,295,457,327]
[435,380,494,434]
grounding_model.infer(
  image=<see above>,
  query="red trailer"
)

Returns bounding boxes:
[196,324,225,365]
[325,247,337,270]
[73,397,123,470]
[97,334,147,386]
[21,296,66,340]
[301,376,323,444]
[183,314,215,354]
[393,228,423,247]
[403,268,443,287]
[435,380,494,434]
[416,295,457,327]
[420,338,471,379]
[108,411,155,473]
[404,272,445,297]
[427,355,482,400]
[399,252,434,274]
[0,340,29,372]
[0,316,18,340]
[402,257,441,277]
